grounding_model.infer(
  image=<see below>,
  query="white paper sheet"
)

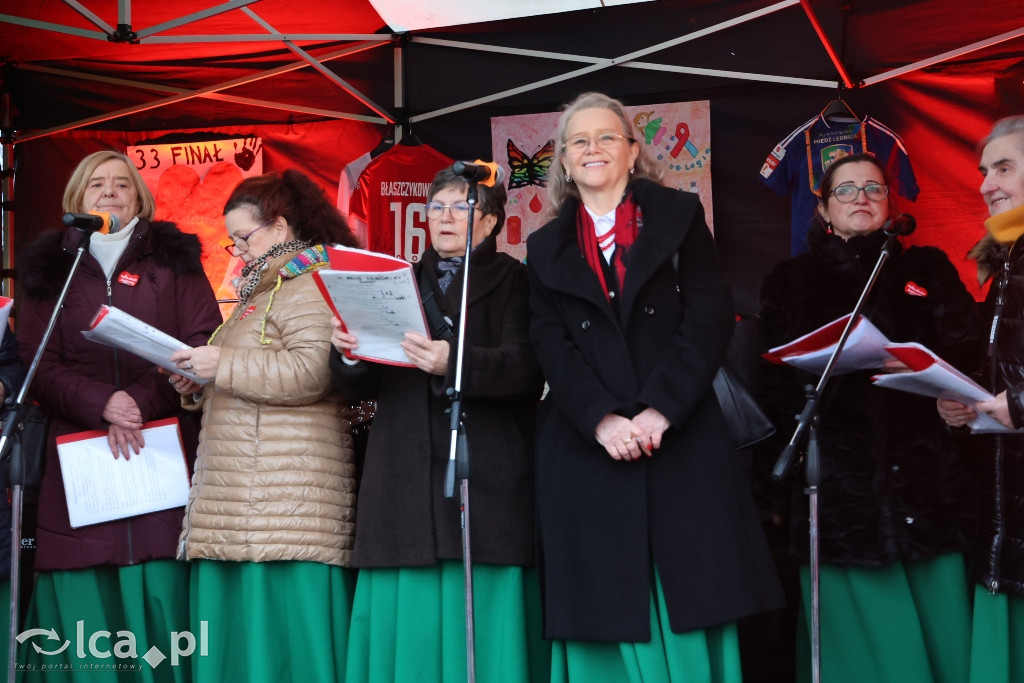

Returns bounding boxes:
[768,316,1020,434]
[56,418,191,528]
[872,342,1020,434]
[82,305,207,384]
[764,314,893,376]
[0,296,12,346]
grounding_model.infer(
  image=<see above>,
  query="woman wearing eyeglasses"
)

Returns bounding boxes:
[525,92,783,682]
[758,152,981,683]
[330,167,547,682]
[168,169,360,682]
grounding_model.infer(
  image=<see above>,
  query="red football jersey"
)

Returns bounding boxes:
[350,144,453,263]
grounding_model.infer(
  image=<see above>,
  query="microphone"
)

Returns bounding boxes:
[882,213,916,237]
[451,160,505,188]
[62,211,121,233]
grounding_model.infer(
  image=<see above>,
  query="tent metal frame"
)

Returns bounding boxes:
[0,2,1022,681]
[2,0,1021,142]
[14,39,393,143]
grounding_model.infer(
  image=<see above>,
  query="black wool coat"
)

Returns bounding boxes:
[758,225,981,567]
[330,236,543,568]
[526,179,784,642]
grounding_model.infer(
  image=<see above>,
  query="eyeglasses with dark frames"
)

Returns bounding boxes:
[224,218,273,256]
[831,183,889,203]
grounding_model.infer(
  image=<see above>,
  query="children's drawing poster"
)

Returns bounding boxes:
[490,100,712,261]
[127,137,264,309]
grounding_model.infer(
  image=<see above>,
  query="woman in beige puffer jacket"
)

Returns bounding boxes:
[168,169,360,683]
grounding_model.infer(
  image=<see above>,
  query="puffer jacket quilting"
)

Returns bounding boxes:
[178,249,357,566]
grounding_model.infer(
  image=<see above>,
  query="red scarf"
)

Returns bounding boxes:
[576,191,642,300]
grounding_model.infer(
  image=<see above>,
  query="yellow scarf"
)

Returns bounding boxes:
[985,204,1024,245]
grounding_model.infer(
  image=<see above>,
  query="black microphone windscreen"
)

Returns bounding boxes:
[62,212,121,232]
[883,213,916,237]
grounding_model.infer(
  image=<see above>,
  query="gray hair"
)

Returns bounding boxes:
[980,115,1024,154]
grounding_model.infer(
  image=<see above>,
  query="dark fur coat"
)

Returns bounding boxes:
[758,225,982,566]
[19,220,207,299]
[16,220,222,571]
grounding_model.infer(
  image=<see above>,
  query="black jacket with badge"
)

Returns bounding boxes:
[526,178,783,642]
[758,224,981,567]
[967,233,1024,596]
[330,234,543,568]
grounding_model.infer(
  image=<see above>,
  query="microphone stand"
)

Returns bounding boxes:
[2,228,95,683]
[771,230,902,683]
[443,183,477,683]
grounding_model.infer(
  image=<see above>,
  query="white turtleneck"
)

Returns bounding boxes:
[89,217,140,280]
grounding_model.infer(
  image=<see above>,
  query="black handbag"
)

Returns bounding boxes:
[668,253,774,450]
[713,317,775,450]
[713,362,775,450]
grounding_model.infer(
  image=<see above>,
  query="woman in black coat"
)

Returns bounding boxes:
[938,116,1024,683]
[526,91,782,682]
[761,153,980,683]
[330,167,547,683]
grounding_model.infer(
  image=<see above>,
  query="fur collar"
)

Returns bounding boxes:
[807,222,903,267]
[18,220,206,300]
[968,234,1008,285]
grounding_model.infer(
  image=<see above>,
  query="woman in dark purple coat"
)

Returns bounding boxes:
[16,150,221,680]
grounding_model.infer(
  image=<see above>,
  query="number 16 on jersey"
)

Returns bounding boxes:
[390,201,429,263]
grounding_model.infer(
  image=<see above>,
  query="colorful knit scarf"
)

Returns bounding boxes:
[214,243,328,347]
[233,239,311,302]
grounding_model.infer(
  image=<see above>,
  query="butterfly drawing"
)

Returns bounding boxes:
[506,139,555,189]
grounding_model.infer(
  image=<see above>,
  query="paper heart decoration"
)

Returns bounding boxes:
[155,161,246,308]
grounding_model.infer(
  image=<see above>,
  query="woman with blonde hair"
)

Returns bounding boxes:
[527,92,783,682]
[17,149,222,680]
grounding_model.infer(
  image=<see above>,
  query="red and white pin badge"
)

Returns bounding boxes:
[904,281,927,297]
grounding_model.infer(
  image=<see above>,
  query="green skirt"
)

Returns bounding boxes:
[189,559,355,683]
[796,554,972,683]
[345,560,549,683]
[968,585,1024,683]
[551,569,742,683]
[17,560,191,683]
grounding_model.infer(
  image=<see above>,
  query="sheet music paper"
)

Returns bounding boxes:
[56,418,191,528]
[766,314,1019,433]
[82,305,208,384]
[312,245,430,367]
[0,296,12,345]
